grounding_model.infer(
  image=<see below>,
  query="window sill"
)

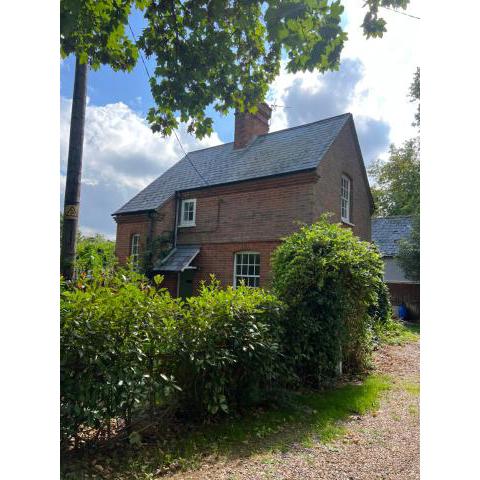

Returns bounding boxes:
[341,219,355,227]
[178,223,196,228]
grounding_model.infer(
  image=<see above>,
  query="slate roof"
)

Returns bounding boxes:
[153,245,200,272]
[113,113,352,215]
[372,216,414,257]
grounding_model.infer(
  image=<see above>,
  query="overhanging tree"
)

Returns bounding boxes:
[60,0,411,279]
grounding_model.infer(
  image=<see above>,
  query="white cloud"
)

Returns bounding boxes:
[267,0,420,158]
[268,58,391,165]
[342,0,420,145]
[60,98,222,236]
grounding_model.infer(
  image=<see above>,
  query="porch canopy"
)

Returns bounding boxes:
[153,245,200,272]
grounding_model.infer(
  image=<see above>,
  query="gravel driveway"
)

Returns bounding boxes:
[167,341,420,480]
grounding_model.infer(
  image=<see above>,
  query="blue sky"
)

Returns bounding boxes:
[60,0,420,238]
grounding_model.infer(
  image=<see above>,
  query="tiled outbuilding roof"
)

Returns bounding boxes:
[372,216,414,257]
[113,113,351,215]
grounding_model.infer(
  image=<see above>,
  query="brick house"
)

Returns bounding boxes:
[372,216,420,319]
[113,104,374,297]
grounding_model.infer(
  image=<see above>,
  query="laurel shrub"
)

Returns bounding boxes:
[60,269,285,446]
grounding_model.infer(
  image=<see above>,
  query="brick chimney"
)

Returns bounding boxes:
[233,102,272,149]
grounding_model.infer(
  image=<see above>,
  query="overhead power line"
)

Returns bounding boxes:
[172,130,209,185]
[127,22,152,81]
[127,21,209,186]
[380,6,421,20]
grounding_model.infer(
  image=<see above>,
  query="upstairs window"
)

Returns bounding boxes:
[179,199,196,227]
[341,175,351,223]
[234,252,260,288]
[130,234,140,265]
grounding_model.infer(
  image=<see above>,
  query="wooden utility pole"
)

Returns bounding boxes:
[61,56,88,280]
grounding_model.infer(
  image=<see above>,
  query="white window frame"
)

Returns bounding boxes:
[130,233,140,264]
[233,251,260,288]
[341,175,351,223]
[179,198,196,227]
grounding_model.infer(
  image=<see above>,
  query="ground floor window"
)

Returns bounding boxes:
[234,252,260,287]
[130,233,140,265]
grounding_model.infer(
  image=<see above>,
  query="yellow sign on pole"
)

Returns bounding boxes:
[64,204,79,219]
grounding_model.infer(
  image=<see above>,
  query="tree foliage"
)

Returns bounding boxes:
[368,138,420,216]
[75,233,117,275]
[140,0,410,137]
[369,68,420,279]
[397,215,420,281]
[361,1,410,38]
[60,0,149,70]
[61,0,411,138]
[60,214,116,275]
[409,66,420,127]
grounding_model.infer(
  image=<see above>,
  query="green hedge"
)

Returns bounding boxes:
[61,270,182,444]
[171,279,286,416]
[271,215,386,385]
[61,216,390,447]
[60,270,285,445]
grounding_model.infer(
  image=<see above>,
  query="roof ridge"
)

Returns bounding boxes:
[258,112,351,139]
[185,112,351,156]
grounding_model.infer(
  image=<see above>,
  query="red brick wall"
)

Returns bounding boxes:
[114,213,150,264]
[189,240,280,293]
[313,119,373,241]
[176,171,316,245]
[151,241,280,297]
[114,197,176,264]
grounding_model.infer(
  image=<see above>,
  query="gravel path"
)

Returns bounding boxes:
[167,341,420,480]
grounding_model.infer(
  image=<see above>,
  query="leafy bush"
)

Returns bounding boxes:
[75,234,117,276]
[373,318,419,346]
[61,217,393,447]
[173,278,286,416]
[368,280,392,326]
[61,270,285,446]
[271,215,385,385]
[61,268,183,445]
